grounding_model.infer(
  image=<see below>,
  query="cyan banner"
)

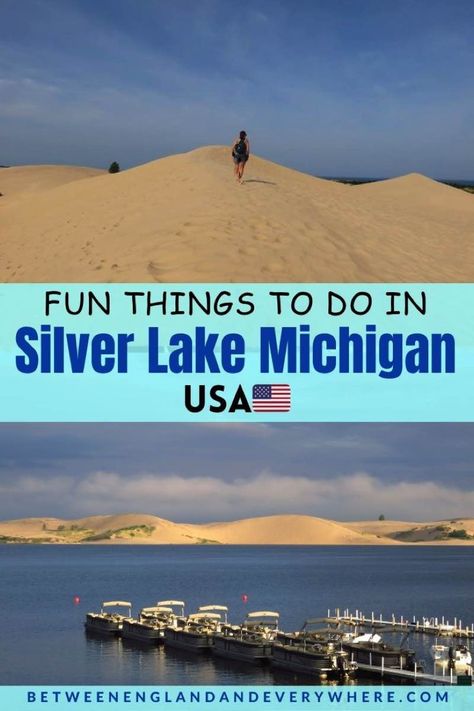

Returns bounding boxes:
[1,685,471,711]
[0,284,472,421]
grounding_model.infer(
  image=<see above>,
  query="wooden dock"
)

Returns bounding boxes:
[326,608,474,640]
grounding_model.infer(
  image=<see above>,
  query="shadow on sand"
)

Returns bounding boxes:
[243,179,277,185]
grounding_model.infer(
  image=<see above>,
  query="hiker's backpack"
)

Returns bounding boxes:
[234,139,246,155]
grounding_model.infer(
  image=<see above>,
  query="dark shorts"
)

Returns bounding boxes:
[233,153,248,164]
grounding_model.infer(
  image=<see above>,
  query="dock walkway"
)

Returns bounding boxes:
[356,662,461,685]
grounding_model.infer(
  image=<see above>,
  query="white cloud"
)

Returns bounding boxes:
[1,470,473,523]
[0,475,71,496]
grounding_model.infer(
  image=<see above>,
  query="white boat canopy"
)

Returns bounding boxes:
[246,611,279,618]
[100,600,132,617]
[188,612,222,621]
[199,605,228,622]
[157,600,185,607]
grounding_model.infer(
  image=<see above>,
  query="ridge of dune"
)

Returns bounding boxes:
[1,146,473,282]
[0,164,104,203]
[354,172,474,212]
[0,513,204,544]
[2,513,473,545]
[186,514,390,545]
[346,518,474,543]
[74,512,173,531]
[356,172,464,195]
[0,517,65,537]
[345,520,425,535]
[68,512,204,544]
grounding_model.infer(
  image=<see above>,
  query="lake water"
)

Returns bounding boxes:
[0,545,473,685]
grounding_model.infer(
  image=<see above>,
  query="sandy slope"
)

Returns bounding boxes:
[1,147,473,282]
[1,513,473,545]
[0,517,65,538]
[347,518,474,543]
[346,520,423,535]
[188,515,389,545]
[0,165,104,204]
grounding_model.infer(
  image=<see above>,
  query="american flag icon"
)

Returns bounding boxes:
[252,384,291,412]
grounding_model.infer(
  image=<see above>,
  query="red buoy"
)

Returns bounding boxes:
[73,595,81,605]
[241,594,248,603]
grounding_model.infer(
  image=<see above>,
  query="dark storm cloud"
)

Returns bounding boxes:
[0,423,472,482]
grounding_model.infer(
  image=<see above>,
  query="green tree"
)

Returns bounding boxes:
[447,529,471,540]
[378,514,385,521]
[108,161,120,174]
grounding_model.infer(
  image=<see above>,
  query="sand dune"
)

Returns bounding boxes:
[347,518,474,543]
[0,165,104,203]
[188,515,389,545]
[345,520,425,536]
[1,147,473,282]
[1,513,473,545]
[0,517,65,538]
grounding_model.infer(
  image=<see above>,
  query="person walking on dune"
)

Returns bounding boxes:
[232,130,250,183]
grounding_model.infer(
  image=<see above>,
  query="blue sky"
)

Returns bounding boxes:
[0,423,473,522]
[1,0,473,177]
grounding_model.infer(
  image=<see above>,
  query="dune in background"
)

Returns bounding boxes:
[1,513,473,545]
[0,165,104,204]
[1,146,473,282]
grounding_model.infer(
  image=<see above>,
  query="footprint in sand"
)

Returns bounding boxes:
[239,246,258,257]
[147,260,163,281]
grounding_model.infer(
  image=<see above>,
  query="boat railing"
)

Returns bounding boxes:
[187,612,223,631]
[138,606,175,625]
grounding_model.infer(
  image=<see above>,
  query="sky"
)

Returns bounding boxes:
[0,423,473,522]
[1,0,473,178]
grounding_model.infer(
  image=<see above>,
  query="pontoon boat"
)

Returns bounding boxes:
[164,605,227,652]
[272,619,357,678]
[213,611,279,664]
[85,600,132,635]
[121,604,183,643]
